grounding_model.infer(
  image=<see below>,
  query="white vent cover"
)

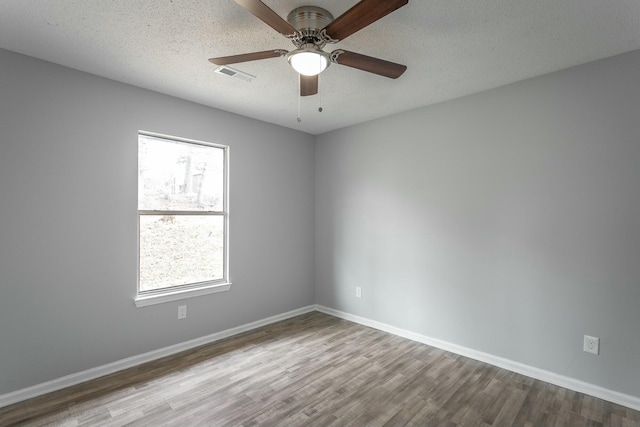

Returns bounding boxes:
[214,65,255,82]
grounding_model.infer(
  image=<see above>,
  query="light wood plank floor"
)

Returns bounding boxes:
[1,311,639,426]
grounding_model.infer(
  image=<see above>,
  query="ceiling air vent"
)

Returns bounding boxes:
[214,65,255,82]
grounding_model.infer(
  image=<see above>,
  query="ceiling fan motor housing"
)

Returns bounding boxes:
[287,6,334,48]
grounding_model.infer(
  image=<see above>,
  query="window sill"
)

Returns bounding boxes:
[134,282,232,307]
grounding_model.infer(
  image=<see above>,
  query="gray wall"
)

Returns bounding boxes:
[0,48,315,395]
[315,50,640,398]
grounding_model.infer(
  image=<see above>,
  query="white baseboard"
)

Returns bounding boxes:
[314,305,640,412]
[0,305,316,409]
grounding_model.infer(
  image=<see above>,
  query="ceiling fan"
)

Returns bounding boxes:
[209,0,408,96]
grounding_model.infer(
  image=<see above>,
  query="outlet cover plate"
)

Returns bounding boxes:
[583,335,599,355]
[178,305,187,320]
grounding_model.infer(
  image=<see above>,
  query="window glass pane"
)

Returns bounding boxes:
[138,135,224,211]
[139,215,224,292]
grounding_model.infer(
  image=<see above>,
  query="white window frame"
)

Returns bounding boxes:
[134,131,231,307]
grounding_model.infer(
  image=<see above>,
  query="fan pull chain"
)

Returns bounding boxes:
[297,74,302,123]
[318,73,323,113]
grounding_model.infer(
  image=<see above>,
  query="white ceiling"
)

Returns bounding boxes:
[1,1,639,135]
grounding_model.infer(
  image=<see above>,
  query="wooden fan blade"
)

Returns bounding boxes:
[209,50,286,65]
[234,0,297,36]
[300,75,318,96]
[322,0,408,42]
[332,50,406,79]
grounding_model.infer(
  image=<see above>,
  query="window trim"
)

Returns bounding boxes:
[135,131,231,307]
[134,282,231,307]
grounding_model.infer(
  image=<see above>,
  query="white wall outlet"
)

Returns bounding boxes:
[355,287,362,298]
[178,305,187,320]
[583,335,599,355]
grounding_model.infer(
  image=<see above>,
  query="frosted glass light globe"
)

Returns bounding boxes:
[288,48,330,76]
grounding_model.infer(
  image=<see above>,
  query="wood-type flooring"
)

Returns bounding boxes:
[1,311,639,426]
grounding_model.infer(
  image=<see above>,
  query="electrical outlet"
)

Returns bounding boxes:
[178,305,187,320]
[583,335,599,355]
[355,287,362,298]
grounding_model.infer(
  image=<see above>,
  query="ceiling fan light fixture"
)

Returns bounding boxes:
[287,44,330,76]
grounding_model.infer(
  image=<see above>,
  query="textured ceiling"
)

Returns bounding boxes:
[1,0,639,135]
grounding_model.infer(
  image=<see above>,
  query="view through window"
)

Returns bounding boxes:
[137,132,228,295]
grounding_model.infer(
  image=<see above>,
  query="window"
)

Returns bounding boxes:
[135,132,229,307]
